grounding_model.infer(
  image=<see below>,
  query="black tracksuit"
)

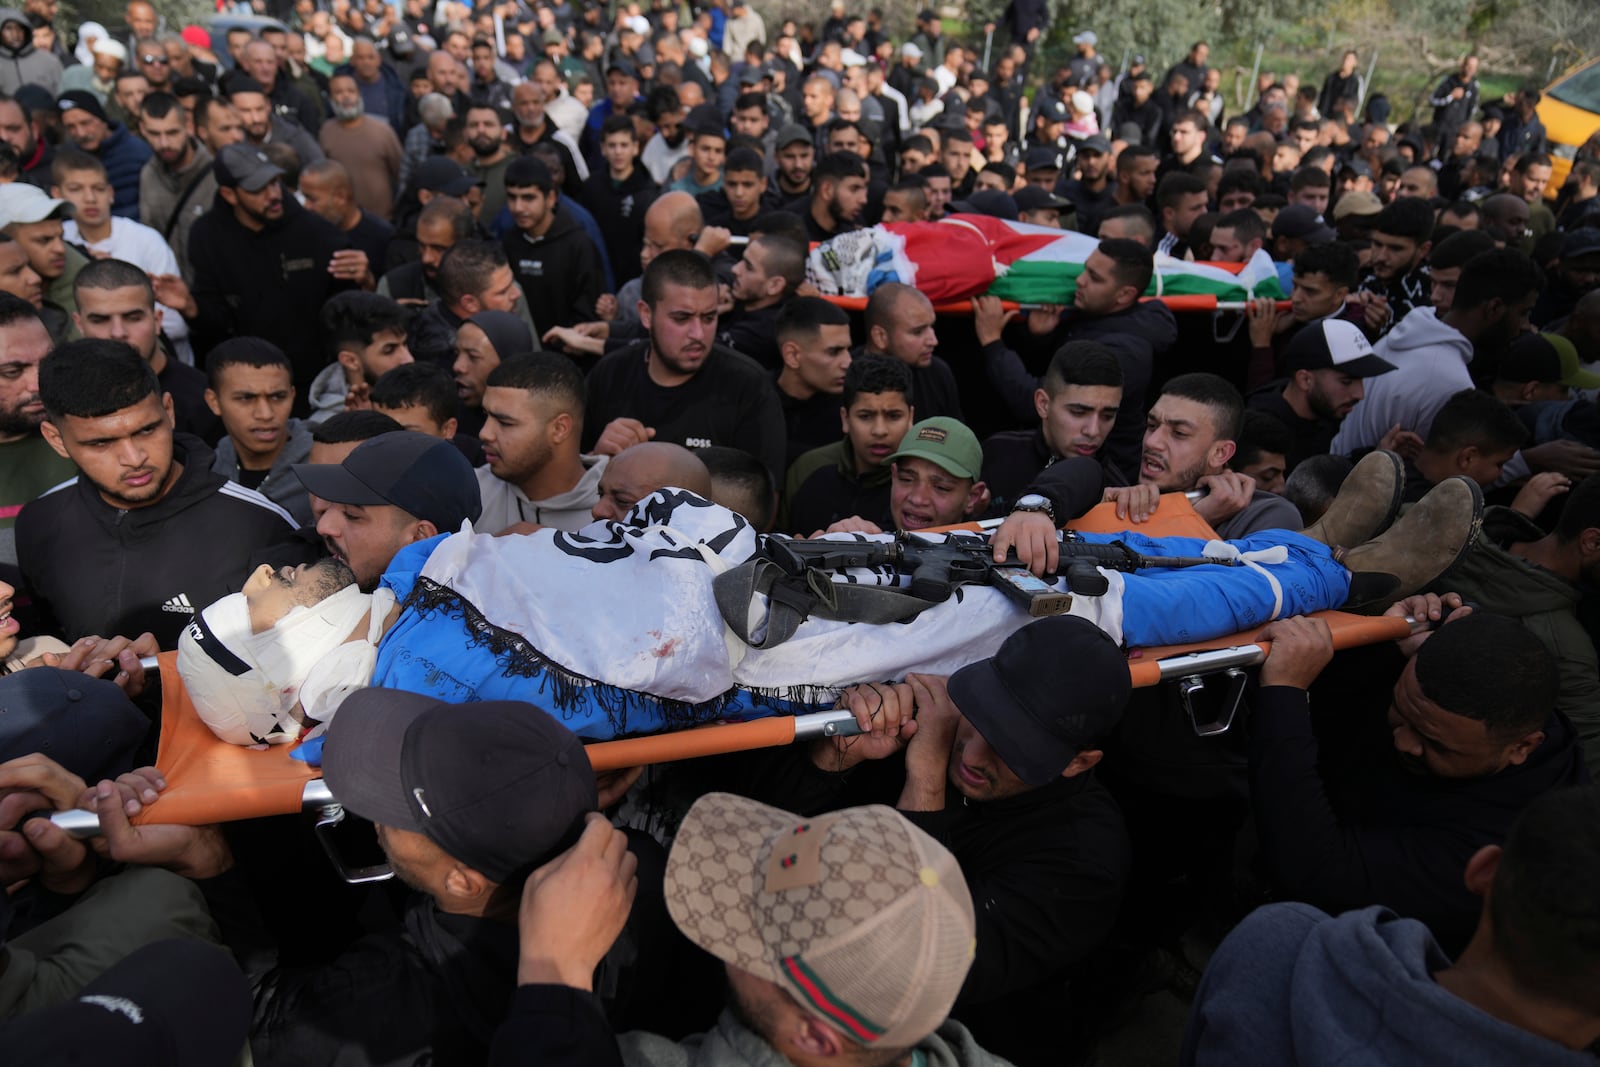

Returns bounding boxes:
[15,436,299,647]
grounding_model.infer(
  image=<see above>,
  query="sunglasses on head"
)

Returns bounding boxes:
[141,53,170,64]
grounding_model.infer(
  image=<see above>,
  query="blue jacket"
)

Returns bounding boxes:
[333,60,407,132]
[95,122,153,220]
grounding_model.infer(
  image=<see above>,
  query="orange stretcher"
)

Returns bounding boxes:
[49,494,1416,845]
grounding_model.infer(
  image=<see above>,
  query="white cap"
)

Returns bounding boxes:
[0,183,71,230]
[902,42,923,59]
[842,49,867,67]
[1073,30,1098,46]
[1070,90,1094,114]
[625,14,650,35]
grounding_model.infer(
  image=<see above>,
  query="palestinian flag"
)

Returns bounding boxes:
[806,215,1286,311]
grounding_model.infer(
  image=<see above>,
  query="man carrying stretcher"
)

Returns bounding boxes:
[178,425,1483,749]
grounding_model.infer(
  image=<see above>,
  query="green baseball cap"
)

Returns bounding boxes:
[887,417,983,481]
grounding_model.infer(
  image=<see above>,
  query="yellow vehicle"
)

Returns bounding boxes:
[1540,57,1600,200]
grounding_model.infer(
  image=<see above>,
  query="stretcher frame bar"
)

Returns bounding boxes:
[53,617,1421,839]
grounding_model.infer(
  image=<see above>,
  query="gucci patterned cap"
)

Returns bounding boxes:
[665,793,975,1049]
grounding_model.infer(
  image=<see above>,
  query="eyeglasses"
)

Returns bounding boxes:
[141,53,170,64]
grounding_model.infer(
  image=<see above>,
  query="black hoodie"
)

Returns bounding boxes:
[502,205,605,333]
[187,193,356,397]
[15,436,298,647]
[1251,643,1590,955]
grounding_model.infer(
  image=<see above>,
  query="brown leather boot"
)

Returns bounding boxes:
[1335,476,1483,610]
[1300,449,1405,549]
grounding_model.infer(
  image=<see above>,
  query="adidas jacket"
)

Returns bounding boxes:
[16,435,298,649]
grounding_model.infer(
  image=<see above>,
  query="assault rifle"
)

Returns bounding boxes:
[762,531,1237,618]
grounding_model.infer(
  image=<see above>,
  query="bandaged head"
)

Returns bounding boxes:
[178,581,373,745]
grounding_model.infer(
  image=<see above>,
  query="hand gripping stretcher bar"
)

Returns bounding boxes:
[46,495,1424,867]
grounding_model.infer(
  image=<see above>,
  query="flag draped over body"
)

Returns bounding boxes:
[805,215,1286,309]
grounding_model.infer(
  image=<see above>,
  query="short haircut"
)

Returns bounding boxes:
[775,295,851,348]
[1428,228,1497,271]
[1372,196,1435,243]
[751,233,806,292]
[841,350,913,409]
[1554,473,1600,543]
[1289,166,1331,192]
[1155,172,1208,214]
[1099,204,1157,243]
[1116,145,1158,175]
[1217,169,1264,199]
[750,210,808,245]
[205,336,291,389]
[370,361,459,424]
[1230,410,1291,470]
[504,155,556,192]
[1292,242,1361,289]
[1174,108,1211,132]
[1214,207,1266,246]
[1096,237,1154,297]
[139,90,184,123]
[1487,786,1600,1013]
[1515,152,1552,174]
[601,113,637,141]
[1159,372,1244,442]
[74,257,156,304]
[695,444,775,530]
[641,248,716,308]
[1282,453,1352,524]
[813,150,869,189]
[40,339,160,420]
[902,134,934,156]
[0,291,40,328]
[863,281,930,337]
[312,408,404,445]
[1454,249,1543,313]
[886,178,928,213]
[436,240,508,307]
[1042,341,1123,396]
[724,146,764,176]
[917,163,949,181]
[321,291,411,358]
[417,194,476,239]
[1425,389,1527,455]
[734,91,767,113]
[1413,612,1556,737]
[485,352,587,431]
[51,147,109,188]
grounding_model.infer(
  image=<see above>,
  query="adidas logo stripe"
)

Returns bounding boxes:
[161,594,195,614]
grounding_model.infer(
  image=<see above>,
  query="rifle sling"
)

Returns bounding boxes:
[713,558,936,649]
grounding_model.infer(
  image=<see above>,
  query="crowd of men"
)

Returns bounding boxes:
[0,1,1598,1063]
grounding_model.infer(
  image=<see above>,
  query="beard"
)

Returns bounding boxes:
[0,399,41,437]
[331,99,364,121]
[469,134,503,157]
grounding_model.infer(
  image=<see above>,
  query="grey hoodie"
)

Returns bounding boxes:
[474,454,608,534]
[210,418,315,527]
[306,362,350,426]
[0,9,62,96]
[1183,903,1596,1067]
[1332,306,1475,454]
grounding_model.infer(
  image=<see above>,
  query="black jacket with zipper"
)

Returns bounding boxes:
[15,436,299,648]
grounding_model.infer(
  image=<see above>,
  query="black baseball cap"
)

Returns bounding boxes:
[294,430,482,531]
[57,89,108,124]
[684,103,725,137]
[4,939,251,1067]
[1034,98,1068,123]
[1014,186,1073,213]
[1283,319,1396,377]
[0,668,148,782]
[775,122,812,149]
[1077,134,1111,155]
[1271,203,1337,245]
[414,157,483,196]
[947,616,1130,787]
[322,690,598,882]
[213,143,284,192]
[607,58,638,79]
[1024,144,1064,172]
[950,189,1018,221]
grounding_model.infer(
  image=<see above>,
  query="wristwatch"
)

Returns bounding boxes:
[1012,493,1057,523]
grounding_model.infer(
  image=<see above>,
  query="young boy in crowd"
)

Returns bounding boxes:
[370,360,482,464]
[204,337,314,525]
[308,292,415,424]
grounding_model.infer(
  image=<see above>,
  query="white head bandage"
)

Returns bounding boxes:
[177,584,373,745]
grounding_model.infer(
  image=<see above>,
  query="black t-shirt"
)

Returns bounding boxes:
[1245,381,1339,472]
[583,341,788,480]
[237,467,271,490]
[780,388,842,474]
[346,211,396,273]
[788,458,893,536]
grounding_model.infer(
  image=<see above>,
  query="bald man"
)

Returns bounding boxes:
[542,191,731,354]
[591,442,713,521]
[300,159,395,272]
[1480,193,1531,250]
